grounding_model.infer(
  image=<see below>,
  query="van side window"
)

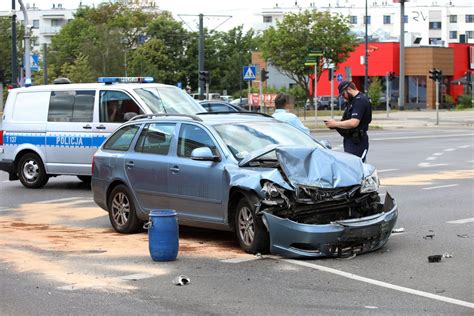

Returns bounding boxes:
[135,123,175,155]
[48,90,95,122]
[99,91,142,123]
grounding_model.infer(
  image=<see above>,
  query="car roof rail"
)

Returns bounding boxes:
[196,112,273,118]
[129,113,203,122]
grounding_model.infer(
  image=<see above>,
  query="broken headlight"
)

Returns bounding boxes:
[360,169,379,193]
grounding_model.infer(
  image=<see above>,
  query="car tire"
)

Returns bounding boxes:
[77,176,91,183]
[234,195,269,254]
[17,153,49,189]
[108,184,141,234]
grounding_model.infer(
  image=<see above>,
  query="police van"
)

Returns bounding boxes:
[0,77,204,188]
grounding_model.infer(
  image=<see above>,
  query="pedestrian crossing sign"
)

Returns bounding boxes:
[243,66,256,81]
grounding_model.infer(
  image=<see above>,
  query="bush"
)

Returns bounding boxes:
[457,94,473,109]
[367,77,382,108]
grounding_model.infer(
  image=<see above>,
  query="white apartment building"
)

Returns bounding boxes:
[257,0,474,46]
[0,3,75,52]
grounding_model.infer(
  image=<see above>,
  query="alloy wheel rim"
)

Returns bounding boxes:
[111,192,130,226]
[238,206,255,246]
[23,160,39,182]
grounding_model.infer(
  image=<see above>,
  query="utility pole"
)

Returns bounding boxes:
[18,0,31,86]
[11,0,17,87]
[329,66,334,119]
[198,13,204,99]
[398,0,406,110]
[43,43,48,85]
[314,63,318,123]
[386,73,390,118]
[364,0,369,93]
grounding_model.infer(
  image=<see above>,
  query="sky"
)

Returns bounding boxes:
[1,0,473,31]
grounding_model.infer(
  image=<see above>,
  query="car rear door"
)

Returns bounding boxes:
[124,123,177,211]
[167,123,226,223]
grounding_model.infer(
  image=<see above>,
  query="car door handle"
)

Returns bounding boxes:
[82,124,92,129]
[96,125,106,130]
[126,161,135,168]
[169,166,180,173]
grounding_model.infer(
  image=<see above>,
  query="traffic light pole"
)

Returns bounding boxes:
[314,63,318,123]
[435,79,439,126]
[330,70,334,119]
[198,13,204,99]
[259,80,263,113]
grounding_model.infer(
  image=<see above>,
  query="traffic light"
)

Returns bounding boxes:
[429,68,442,82]
[261,68,269,82]
[328,67,334,81]
[388,71,395,81]
[199,70,209,83]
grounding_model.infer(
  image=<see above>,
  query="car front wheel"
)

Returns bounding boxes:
[234,195,269,254]
[108,184,141,234]
[17,153,49,188]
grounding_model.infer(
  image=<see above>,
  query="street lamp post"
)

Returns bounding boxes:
[364,0,369,93]
[11,0,17,87]
[18,0,31,86]
[398,0,406,110]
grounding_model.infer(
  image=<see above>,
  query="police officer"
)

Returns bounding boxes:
[324,81,372,162]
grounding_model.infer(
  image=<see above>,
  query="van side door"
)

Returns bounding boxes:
[45,90,96,175]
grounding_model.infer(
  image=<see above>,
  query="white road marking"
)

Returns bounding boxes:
[279,258,474,309]
[444,148,456,152]
[372,134,474,141]
[221,256,259,263]
[433,153,444,156]
[378,169,399,173]
[467,160,474,163]
[447,217,474,224]
[418,162,449,168]
[426,157,437,161]
[0,207,10,212]
[364,306,378,309]
[36,197,81,204]
[458,145,471,149]
[422,184,459,190]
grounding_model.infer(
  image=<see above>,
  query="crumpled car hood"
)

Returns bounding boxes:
[275,146,364,189]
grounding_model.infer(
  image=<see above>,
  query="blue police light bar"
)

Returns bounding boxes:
[97,77,154,84]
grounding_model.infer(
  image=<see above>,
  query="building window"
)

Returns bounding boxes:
[51,19,61,27]
[404,15,408,23]
[364,16,371,25]
[429,37,442,45]
[349,16,357,24]
[466,15,474,23]
[263,16,272,23]
[383,15,391,24]
[32,20,39,29]
[449,31,457,39]
[467,31,474,39]
[449,15,457,23]
[429,22,442,30]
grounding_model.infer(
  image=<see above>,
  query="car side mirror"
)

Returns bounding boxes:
[191,147,219,161]
[320,140,332,150]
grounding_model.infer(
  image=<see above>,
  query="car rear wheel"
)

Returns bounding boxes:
[234,195,269,254]
[108,184,141,234]
[17,153,49,188]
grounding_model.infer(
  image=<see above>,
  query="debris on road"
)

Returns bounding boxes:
[172,275,191,286]
[442,252,453,258]
[392,227,405,233]
[456,234,470,238]
[427,255,442,263]
[423,234,435,240]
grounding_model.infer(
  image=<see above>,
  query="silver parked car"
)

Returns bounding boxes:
[92,113,398,258]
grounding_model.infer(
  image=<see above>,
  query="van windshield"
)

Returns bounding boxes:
[134,86,205,115]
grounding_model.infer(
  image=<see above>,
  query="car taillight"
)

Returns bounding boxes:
[0,130,3,146]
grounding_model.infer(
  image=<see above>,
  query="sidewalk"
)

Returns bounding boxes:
[301,109,474,130]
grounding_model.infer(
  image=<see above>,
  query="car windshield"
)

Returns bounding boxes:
[213,121,321,160]
[134,86,204,115]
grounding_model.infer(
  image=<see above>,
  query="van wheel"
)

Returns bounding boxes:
[108,184,141,234]
[234,195,269,254]
[77,176,91,183]
[17,153,49,188]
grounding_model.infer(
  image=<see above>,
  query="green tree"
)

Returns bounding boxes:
[60,54,95,83]
[261,10,357,106]
[0,17,25,86]
[367,77,382,108]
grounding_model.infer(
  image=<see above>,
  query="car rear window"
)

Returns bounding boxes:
[103,125,140,151]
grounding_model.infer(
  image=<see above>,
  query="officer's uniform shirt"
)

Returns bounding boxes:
[342,92,371,161]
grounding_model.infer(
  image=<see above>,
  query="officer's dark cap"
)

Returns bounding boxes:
[338,80,352,96]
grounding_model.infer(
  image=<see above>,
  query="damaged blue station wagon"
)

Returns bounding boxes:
[92,113,398,258]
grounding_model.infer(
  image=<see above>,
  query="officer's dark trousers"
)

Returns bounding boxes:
[343,134,369,162]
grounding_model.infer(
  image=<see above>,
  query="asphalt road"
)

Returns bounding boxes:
[0,127,473,315]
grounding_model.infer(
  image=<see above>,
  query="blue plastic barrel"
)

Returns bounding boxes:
[148,209,179,262]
